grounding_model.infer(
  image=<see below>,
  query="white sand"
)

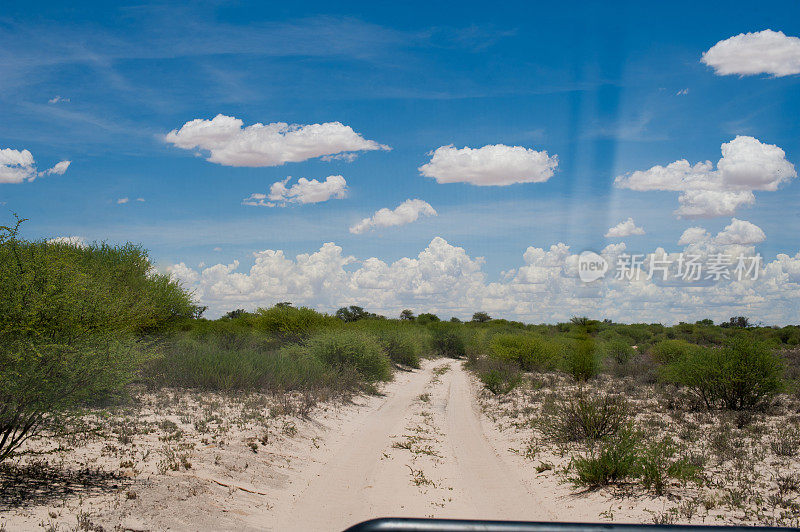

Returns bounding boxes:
[6,360,790,530]
[273,359,559,531]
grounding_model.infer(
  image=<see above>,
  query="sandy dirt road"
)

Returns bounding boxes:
[272,360,558,531]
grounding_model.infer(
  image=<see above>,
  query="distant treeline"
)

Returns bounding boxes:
[1,218,798,463]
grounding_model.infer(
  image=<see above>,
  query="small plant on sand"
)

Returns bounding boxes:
[479,360,522,395]
[770,426,800,457]
[407,465,435,487]
[572,426,641,487]
[637,436,700,495]
[538,391,630,443]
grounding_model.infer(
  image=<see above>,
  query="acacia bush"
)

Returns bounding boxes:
[650,339,700,364]
[0,218,194,463]
[353,320,425,368]
[489,333,560,371]
[465,327,491,363]
[252,304,337,342]
[376,327,423,368]
[305,330,392,382]
[600,339,635,365]
[429,322,466,358]
[662,337,784,410]
[565,336,598,381]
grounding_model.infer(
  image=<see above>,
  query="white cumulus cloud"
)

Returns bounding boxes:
[0,148,71,184]
[714,218,767,245]
[43,160,71,176]
[675,190,756,218]
[168,236,800,325]
[702,30,800,77]
[165,114,389,167]
[678,219,766,247]
[418,144,558,186]
[615,136,795,218]
[605,217,645,238]
[350,199,437,234]
[678,227,711,246]
[243,175,348,207]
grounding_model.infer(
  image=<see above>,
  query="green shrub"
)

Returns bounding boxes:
[0,219,195,463]
[479,359,522,395]
[650,339,699,365]
[306,331,392,382]
[538,392,630,443]
[636,437,676,495]
[416,313,440,325]
[635,436,702,494]
[369,324,422,368]
[429,323,466,358]
[147,333,330,391]
[253,305,335,342]
[350,320,428,367]
[565,336,598,381]
[572,427,641,487]
[489,334,559,371]
[466,327,492,363]
[573,429,701,492]
[662,337,784,409]
[601,339,635,365]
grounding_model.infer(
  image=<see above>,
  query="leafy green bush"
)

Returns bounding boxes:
[351,320,430,367]
[600,339,635,365]
[364,323,423,368]
[650,339,699,365]
[662,337,784,409]
[416,313,441,325]
[0,219,194,463]
[253,305,335,342]
[478,359,522,395]
[465,327,491,363]
[429,323,466,358]
[538,392,630,443]
[489,333,560,371]
[573,429,701,492]
[565,336,598,381]
[572,426,641,487]
[306,331,392,382]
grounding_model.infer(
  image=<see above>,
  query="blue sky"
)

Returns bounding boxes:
[2,1,800,322]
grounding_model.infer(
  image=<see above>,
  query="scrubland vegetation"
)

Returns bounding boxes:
[469,318,800,526]
[3,219,800,526]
